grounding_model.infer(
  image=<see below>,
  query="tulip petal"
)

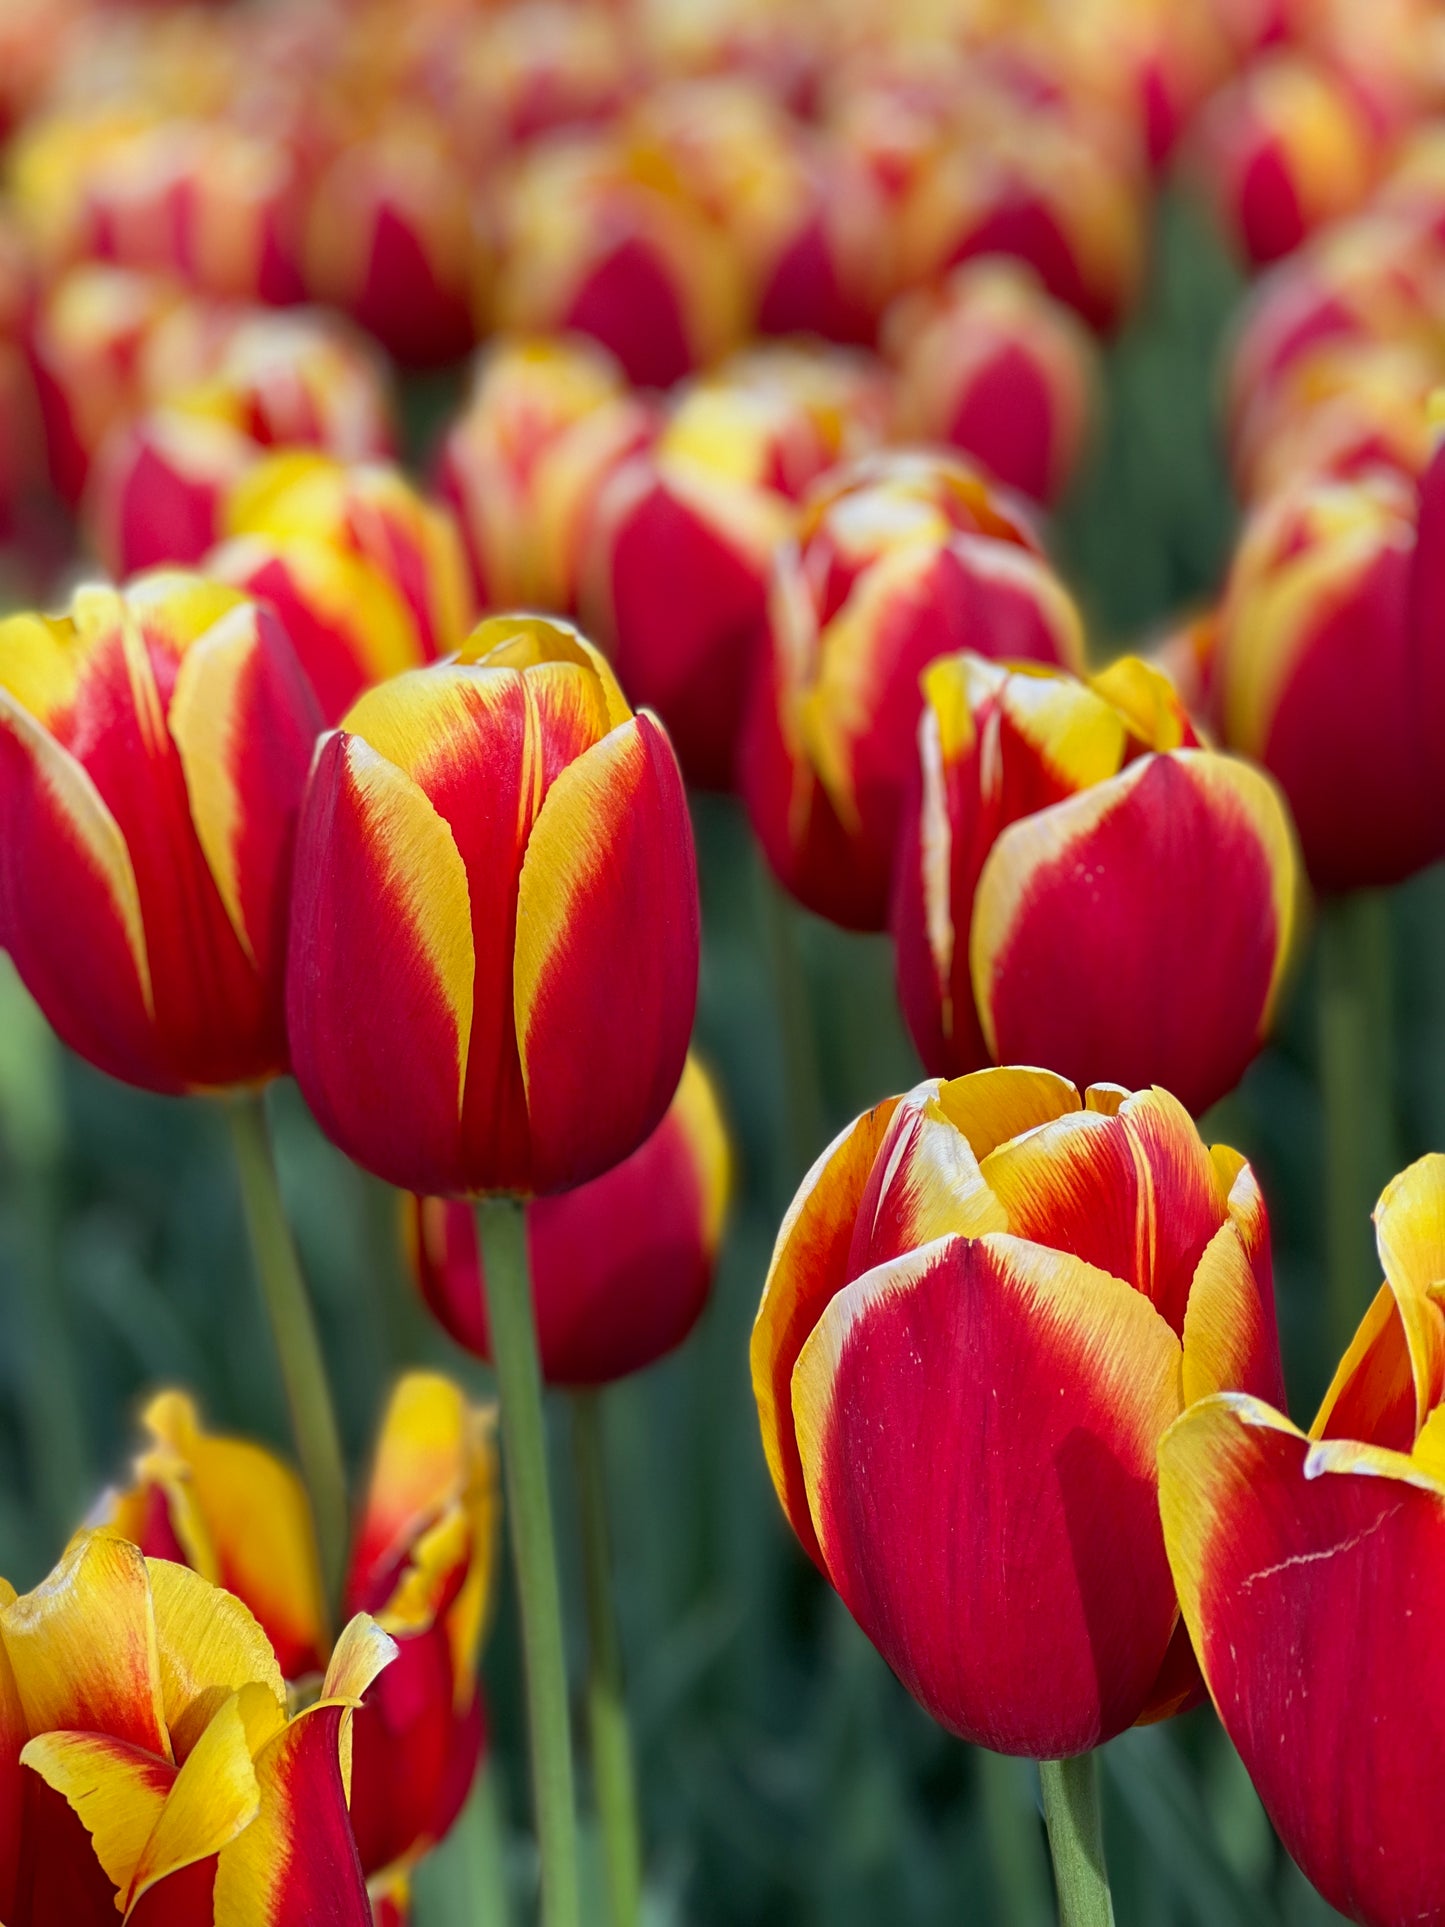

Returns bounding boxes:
[845,1084,1008,1281]
[1,1533,169,1760]
[146,1559,286,1762]
[18,1730,171,1900]
[1182,1219,1287,1408]
[287,730,475,1194]
[750,1097,902,1564]
[1374,1152,1445,1430]
[1159,1393,1445,1927]
[125,1687,270,1911]
[513,713,698,1192]
[794,1231,1183,1756]
[971,751,1298,1115]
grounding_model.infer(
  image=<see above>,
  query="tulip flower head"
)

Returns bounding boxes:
[753,1069,1285,1758]
[742,451,1084,928]
[408,1053,732,1384]
[892,653,1300,1114]
[287,614,699,1197]
[1160,1153,1445,1927]
[103,1373,496,1900]
[0,1527,394,1925]
[0,575,321,1093]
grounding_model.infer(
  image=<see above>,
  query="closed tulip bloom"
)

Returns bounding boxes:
[885,261,1096,505]
[287,615,699,1197]
[0,1527,394,1926]
[85,406,258,576]
[742,452,1085,929]
[1160,1153,1445,1927]
[0,576,321,1093]
[103,1375,494,1914]
[752,1069,1285,1757]
[210,451,470,723]
[436,334,657,612]
[1231,338,1439,501]
[892,653,1300,1115]
[408,1054,731,1385]
[1214,461,1445,890]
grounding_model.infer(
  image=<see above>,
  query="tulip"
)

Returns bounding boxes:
[85,405,259,575]
[1213,462,1445,891]
[0,574,321,1094]
[1231,338,1439,502]
[884,260,1096,505]
[490,131,749,388]
[892,653,1300,1115]
[103,1374,496,1907]
[408,1053,731,1384]
[436,334,657,613]
[304,122,476,369]
[287,612,699,1198]
[210,450,470,723]
[742,452,1085,929]
[752,1068,1285,1759]
[1189,53,1382,267]
[1159,1152,1445,1927]
[0,1526,394,1926]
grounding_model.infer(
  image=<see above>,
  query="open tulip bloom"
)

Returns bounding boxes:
[100,1373,497,1922]
[0,1527,395,1926]
[753,1068,1285,1761]
[1160,1152,1445,1927]
[892,652,1301,1114]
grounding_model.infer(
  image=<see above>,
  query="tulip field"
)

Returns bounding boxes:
[4,0,1445,1923]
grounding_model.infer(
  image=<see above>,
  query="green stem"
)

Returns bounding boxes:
[573,1391,643,1927]
[475,1196,580,1927]
[1039,1754,1115,1927]
[225,1093,348,1618]
[754,855,824,1200]
[977,1751,1050,1927]
[1318,891,1397,1362]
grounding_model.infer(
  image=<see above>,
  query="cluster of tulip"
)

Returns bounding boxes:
[0,0,1443,1923]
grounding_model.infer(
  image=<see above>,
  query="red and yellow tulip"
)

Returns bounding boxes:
[1160,1153,1445,1927]
[891,653,1300,1115]
[885,260,1097,505]
[1214,459,1445,890]
[286,614,699,1197]
[0,575,321,1093]
[753,1068,1285,1758]
[742,452,1084,929]
[0,1527,394,1926]
[408,1053,731,1385]
[103,1373,496,1911]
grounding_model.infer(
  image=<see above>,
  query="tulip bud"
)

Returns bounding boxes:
[491,131,750,388]
[892,654,1300,1114]
[1159,1153,1445,1927]
[1189,53,1382,266]
[304,122,477,369]
[286,615,699,1197]
[885,260,1096,504]
[753,1068,1284,1757]
[435,334,657,612]
[0,576,321,1093]
[742,452,1085,929]
[1214,462,1445,889]
[210,451,471,722]
[408,1055,731,1384]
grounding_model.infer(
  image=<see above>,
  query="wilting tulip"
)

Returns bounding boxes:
[0,1527,394,1925]
[1160,1152,1445,1927]
[1189,53,1383,266]
[1213,461,1445,889]
[742,452,1084,929]
[304,122,476,369]
[752,1069,1285,1757]
[408,1054,731,1383]
[490,131,749,388]
[885,260,1096,505]
[210,451,470,722]
[436,334,657,612]
[0,575,320,1093]
[102,1376,495,1908]
[287,614,699,1197]
[893,654,1300,1114]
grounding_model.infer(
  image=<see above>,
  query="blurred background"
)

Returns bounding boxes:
[1,0,1443,1919]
